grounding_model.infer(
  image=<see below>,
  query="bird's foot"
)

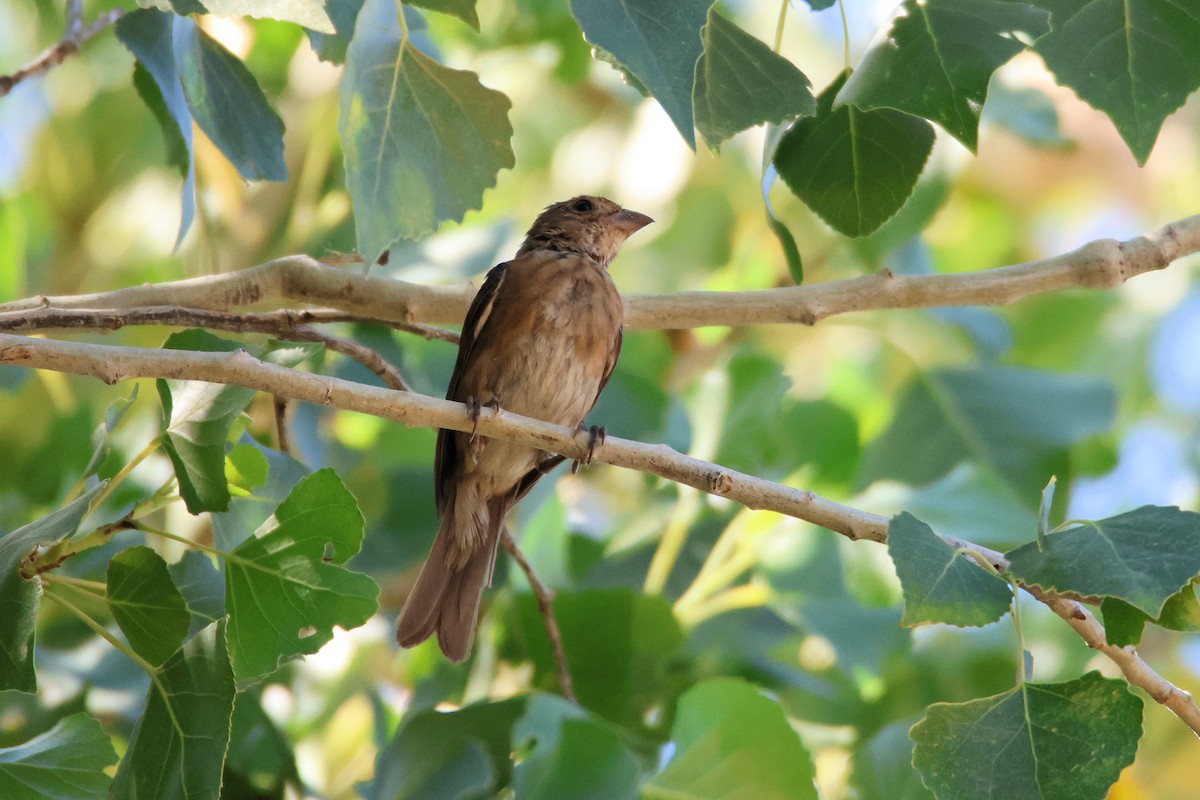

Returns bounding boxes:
[571,424,606,474]
[466,394,502,444]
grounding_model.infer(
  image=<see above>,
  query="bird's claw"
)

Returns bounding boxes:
[467,395,501,444]
[571,425,606,474]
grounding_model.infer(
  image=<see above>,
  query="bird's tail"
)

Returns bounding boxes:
[395,486,505,662]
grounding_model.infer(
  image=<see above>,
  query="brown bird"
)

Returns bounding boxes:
[396,196,653,661]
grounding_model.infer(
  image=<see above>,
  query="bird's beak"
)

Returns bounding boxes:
[610,208,654,236]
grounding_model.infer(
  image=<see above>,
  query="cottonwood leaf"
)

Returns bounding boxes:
[106,546,191,667]
[859,366,1115,500]
[406,0,478,29]
[340,0,513,260]
[888,512,1011,627]
[1031,0,1200,165]
[694,9,815,148]
[1006,505,1200,617]
[646,678,818,800]
[0,487,102,692]
[570,0,710,148]
[911,672,1141,800]
[110,621,236,800]
[774,72,934,237]
[225,468,378,686]
[837,0,1050,151]
[0,714,117,800]
[172,16,288,181]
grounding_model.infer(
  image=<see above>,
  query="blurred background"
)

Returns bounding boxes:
[1,0,1198,797]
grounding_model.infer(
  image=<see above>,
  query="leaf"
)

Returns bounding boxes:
[570,0,710,148]
[212,436,310,552]
[513,588,683,730]
[157,330,253,514]
[1031,0,1200,164]
[110,621,236,800]
[122,20,197,248]
[82,385,139,481]
[766,207,804,284]
[406,0,478,29]
[911,672,1142,800]
[646,678,818,800]
[172,16,288,181]
[858,366,1115,500]
[106,546,191,667]
[982,79,1073,148]
[225,468,378,686]
[1006,505,1200,617]
[362,698,526,800]
[694,9,815,148]
[181,0,334,32]
[837,0,1050,151]
[512,695,640,800]
[0,487,102,692]
[168,550,226,638]
[0,713,118,800]
[888,512,1012,627]
[774,71,935,237]
[340,0,514,260]
[851,720,934,800]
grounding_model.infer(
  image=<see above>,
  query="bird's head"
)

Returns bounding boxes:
[518,196,653,266]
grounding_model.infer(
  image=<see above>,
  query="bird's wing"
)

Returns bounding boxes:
[434,261,509,515]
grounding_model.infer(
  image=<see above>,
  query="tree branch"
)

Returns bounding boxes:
[1,331,1196,734]
[0,7,124,98]
[2,215,1196,329]
[500,529,575,702]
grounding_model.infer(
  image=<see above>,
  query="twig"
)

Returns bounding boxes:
[1,216,1196,329]
[0,8,125,98]
[501,528,575,702]
[274,396,291,454]
[0,305,413,391]
[2,333,1197,736]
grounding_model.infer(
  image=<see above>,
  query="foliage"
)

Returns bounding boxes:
[0,0,1198,798]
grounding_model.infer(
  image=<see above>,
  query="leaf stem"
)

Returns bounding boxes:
[44,573,108,594]
[772,0,789,53]
[677,581,770,626]
[397,2,409,39]
[644,486,700,595]
[837,0,851,72]
[90,435,162,512]
[42,586,157,675]
[1011,577,1029,684]
[133,521,243,565]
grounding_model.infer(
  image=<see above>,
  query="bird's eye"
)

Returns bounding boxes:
[572,198,594,213]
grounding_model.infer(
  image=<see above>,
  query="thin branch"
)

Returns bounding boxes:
[2,216,1196,329]
[500,528,575,702]
[2,332,1196,735]
[274,396,292,454]
[0,305,413,391]
[0,8,124,98]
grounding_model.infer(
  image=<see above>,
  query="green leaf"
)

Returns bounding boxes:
[837,0,1050,151]
[168,550,226,638]
[1098,596,1146,647]
[181,0,334,31]
[157,330,252,514]
[0,487,103,692]
[888,512,1012,627]
[570,0,710,148]
[1006,505,1200,617]
[362,698,526,800]
[514,588,683,730]
[774,71,935,237]
[646,678,818,800]
[512,695,640,800]
[406,0,478,29]
[110,621,236,800]
[0,713,117,800]
[982,79,1073,148]
[118,10,197,248]
[694,9,815,148]
[851,720,934,800]
[225,468,378,686]
[766,208,804,284]
[173,16,288,181]
[106,546,191,667]
[225,691,300,793]
[226,442,269,490]
[858,366,1115,500]
[1031,0,1200,164]
[340,0,514,260]
[83,385,138,481]
[911,672,1142,800]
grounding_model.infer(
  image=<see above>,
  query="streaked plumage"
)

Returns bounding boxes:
[396,196,652,661]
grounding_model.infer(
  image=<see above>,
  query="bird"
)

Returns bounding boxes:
[395,195,653,661]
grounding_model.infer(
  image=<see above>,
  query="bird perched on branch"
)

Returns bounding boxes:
[396,196,653,661]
